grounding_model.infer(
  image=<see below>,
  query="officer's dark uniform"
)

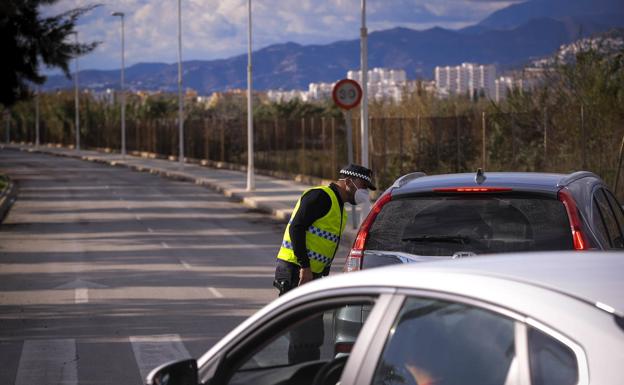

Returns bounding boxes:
[273,164,376,364]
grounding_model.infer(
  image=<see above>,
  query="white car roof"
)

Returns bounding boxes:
[199,251,623,368]
[301,251,624,317]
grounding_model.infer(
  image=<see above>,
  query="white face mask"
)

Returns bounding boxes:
[354,188,369,205]
[348,179,369,206]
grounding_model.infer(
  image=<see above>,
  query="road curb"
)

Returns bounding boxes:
[3,145,357,243]
[7,146,294,223]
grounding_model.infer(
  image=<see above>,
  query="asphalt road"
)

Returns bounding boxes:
[0,150,348,385]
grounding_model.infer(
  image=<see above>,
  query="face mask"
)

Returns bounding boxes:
[348,179,369,206]
[354,188,369,205]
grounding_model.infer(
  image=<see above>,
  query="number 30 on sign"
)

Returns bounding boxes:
[332,79,363,110]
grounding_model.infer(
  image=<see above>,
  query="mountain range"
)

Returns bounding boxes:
[43,0,624,94]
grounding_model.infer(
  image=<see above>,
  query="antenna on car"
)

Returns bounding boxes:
[475,168,486,185]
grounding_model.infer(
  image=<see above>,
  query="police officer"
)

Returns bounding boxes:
[273,164,376,364]
[274,164,376,295]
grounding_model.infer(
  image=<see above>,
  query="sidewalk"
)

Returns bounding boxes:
[2,144,362,243]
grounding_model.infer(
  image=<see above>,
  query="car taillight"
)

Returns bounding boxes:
[558,188,589,250]
[344,192,393,272]
[433,187,513,193]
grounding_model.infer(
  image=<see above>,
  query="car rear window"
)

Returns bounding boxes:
[365,195,573,256]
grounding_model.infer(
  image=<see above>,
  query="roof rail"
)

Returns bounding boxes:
[558,171,600,187]
[391,172,427,189]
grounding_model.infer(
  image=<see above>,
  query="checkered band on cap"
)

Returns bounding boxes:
[340,169,372,183]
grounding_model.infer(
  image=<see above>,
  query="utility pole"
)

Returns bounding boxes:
[71,31,80,151]
[246,0,255,190]
[35,87,40,146]
[112,12,126,156]
[177,0,185,164]
[360,0,369,167]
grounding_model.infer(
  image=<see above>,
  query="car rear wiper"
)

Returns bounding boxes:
[401,235,474,244]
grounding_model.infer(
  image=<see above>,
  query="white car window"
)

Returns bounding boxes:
[371,297,515,385]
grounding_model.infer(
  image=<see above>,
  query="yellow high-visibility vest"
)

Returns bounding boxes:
[277,186,347,273]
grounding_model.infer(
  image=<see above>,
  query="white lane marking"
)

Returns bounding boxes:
[135,215,141,221]
[15,339,78,385]
[130,335,191,382]
[180,260,192,270]
[208,287,224,298]
[75,288,89,304]
[147,228,154,233]
[161,242,169,249]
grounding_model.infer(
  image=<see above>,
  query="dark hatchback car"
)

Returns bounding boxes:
[345,170,624,272]
[334,170,624,354]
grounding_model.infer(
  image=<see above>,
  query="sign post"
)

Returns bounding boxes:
[332,79,363,229]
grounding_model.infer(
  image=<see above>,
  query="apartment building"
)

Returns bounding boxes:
[347,67,407,102]
[266,67,408,103]
[435,63,496,99]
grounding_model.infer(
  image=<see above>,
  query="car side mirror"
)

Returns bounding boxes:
[146,358,198,385]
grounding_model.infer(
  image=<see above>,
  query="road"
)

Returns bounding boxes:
[0,150,347,385]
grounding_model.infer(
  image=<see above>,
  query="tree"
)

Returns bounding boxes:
[0,1,100,108]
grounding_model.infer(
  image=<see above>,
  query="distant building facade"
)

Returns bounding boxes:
[347,68,407,102]
[494,68,547,102]
[266,67,408,103]
[435,63,496,99]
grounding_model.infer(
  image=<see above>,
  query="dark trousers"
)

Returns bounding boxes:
[274,259,323,295]
[274,259,325,364]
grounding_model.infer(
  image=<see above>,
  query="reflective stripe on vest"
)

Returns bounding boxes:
[276,186,347,273]
[281,240,332,265]
[288,221,341,244]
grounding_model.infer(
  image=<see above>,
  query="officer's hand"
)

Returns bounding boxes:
[299,267,313,285]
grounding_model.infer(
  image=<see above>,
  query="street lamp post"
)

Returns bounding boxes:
[177,0,185,164]
[35,87,40,146]
[246,0,255,191]
[71,31,80,151]
[360,0,369,167]
[111,11,126,156]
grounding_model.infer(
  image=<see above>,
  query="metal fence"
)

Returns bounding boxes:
[4,108,624,198]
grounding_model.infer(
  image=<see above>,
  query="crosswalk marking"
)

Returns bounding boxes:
[75,288,88,304]
[208,287,224,298]
[15,339,77,385]
[130,334,191,383]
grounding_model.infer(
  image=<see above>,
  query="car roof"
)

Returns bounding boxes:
[198,252,623,368]
[391,171,600,196]
[318,251,624,317]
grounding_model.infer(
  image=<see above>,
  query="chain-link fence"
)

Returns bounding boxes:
[4,108,624,198]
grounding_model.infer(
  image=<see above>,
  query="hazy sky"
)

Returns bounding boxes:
[44,0,519,71]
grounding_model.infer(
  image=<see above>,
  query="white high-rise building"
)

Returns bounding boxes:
[348,67,407,102]
[494,70,543,102]
[308,82,334,100]
[434,63,496,98]
[267,67,409,103]
[495,77,514,102]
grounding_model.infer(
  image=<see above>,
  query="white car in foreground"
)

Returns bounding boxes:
[148,252,624,385]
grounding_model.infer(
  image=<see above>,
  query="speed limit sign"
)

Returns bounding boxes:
[332,79,363,110]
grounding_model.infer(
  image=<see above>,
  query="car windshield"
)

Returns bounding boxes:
[365,195,573,256]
